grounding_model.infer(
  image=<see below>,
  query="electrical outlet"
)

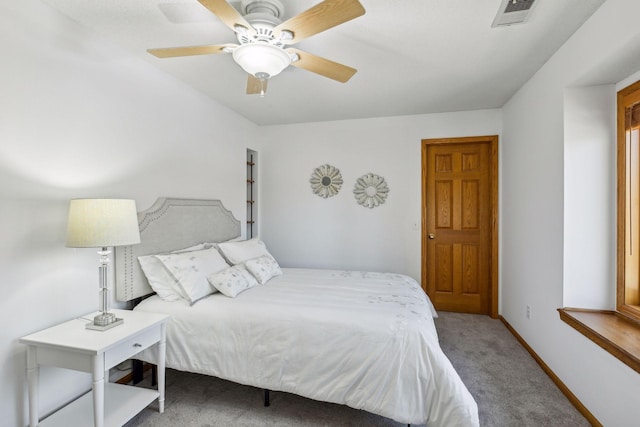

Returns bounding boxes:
[526,305,531,320]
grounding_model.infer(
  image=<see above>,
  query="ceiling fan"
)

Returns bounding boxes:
[148,0,366,96]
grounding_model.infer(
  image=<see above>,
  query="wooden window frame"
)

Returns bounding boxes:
[617,80,640,320]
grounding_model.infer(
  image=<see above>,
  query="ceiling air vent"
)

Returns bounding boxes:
[492,0,538,28]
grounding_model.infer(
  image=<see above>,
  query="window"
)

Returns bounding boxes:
[558,81,640,376]
[617,80,640,321]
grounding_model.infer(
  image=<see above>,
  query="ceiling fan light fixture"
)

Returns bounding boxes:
[232,43,291,78]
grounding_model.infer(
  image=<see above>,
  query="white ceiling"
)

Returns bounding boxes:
[41,0,605,126]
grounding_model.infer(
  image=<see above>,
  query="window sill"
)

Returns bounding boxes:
[558,308,640,374]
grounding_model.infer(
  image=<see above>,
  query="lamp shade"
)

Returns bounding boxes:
[232,43,292,77]
[66,199,141,248]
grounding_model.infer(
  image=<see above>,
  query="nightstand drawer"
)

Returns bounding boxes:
[105,326,160,368]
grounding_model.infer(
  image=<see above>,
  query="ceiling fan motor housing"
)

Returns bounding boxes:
[236,0,286,45]
[236,13,281,44]
[240,0,284,17]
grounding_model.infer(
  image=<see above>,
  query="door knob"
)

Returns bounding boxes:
[428,233,435,239]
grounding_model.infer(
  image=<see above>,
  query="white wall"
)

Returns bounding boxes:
[501,0,640,424]
[0,1,258,426]
[563,85,616,308]
[259,110,502,283]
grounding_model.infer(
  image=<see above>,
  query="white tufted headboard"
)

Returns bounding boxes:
[114,198,241,302]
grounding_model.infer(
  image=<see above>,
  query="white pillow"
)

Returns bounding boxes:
[245,255,282,285]
[208,264,259,297]
[155,247,229,304]
[217,238,273,265]
[138,243,209,301]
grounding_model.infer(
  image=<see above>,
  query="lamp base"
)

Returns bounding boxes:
[86,313,124,331]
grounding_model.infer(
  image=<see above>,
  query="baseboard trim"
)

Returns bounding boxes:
[499,316,602,427]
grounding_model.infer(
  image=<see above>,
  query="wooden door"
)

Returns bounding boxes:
[422,136,498,317]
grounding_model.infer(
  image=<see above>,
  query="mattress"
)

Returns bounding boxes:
[134,268,479,426]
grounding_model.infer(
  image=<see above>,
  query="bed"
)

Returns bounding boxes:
[115,198,479,426]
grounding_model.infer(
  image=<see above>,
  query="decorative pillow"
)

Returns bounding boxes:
[207,264,259,298]
[155,247,229,304]
[217,238,273,265]
[138,243,209,301]
[245,255,282,285]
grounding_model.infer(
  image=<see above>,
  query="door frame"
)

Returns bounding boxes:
[421,135,499,318]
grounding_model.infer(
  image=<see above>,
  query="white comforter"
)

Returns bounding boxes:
[134,268,479,426]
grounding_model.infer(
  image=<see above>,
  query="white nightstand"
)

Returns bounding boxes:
[20,309,169,427]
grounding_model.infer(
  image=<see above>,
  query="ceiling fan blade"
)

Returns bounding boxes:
[287,48,357,83]
[246,75,268,96]
[274,0,365,44]
[147,44,236,58]
[198,0,255,34]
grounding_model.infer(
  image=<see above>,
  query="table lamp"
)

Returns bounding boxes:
[66,199,141,330]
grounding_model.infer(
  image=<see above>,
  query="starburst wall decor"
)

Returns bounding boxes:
[310,164,343,198]
[353,173,389,208]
